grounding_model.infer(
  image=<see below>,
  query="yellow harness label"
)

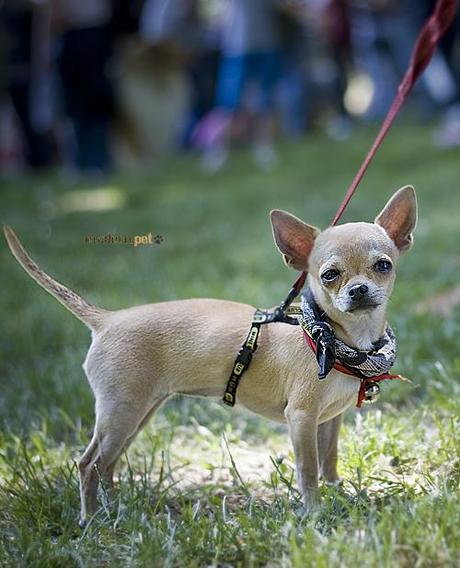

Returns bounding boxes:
[234,362,245,376]
[245,326,259,349]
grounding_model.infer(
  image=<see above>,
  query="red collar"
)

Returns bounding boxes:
[303,331,402,408]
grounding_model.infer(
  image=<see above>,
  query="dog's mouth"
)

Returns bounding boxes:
[346,301,382,313]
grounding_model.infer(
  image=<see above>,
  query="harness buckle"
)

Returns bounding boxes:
[237,345,253,366]
[252,310,269,323]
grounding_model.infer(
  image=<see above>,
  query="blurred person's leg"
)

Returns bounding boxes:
[439,9,460,93]
[251,51,281,170]
[278,46,309,138]
[4,7,53,169]
[182,50,220,149]
[349,8,395,120]
[199,54,246,172]
[275,7,309,138]
[325,0,353,141]
[381,8,436,116]
[57,25,113,175]
[9,82,51,168]
[324,42,353,141]
[75,118,111,173]
[432,7,460,147]
[0,98,25,174]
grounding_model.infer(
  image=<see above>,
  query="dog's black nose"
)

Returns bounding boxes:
[348,284,369,298]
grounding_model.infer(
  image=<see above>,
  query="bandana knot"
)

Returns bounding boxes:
[309,320,336,380]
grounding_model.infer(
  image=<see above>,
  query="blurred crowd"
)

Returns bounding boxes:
[0,0,459,177]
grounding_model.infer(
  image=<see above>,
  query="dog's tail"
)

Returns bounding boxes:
[3,225,108,330]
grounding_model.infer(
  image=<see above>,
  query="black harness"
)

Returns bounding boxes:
[222,276,305,407]
[223,278,401,408]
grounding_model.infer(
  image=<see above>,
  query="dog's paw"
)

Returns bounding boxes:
[322,476,343,487]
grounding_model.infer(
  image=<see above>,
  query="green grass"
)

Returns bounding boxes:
[1,122,460,567]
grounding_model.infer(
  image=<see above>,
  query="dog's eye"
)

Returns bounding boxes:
[321,269,340,282]
[374,259,392,273]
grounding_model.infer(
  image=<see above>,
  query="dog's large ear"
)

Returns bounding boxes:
[270,209,320,270]
[375,185,417,253]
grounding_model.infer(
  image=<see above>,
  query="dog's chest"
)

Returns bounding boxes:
[317,370,360,423]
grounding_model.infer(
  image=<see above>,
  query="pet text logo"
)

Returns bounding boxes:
[84,233,164,247]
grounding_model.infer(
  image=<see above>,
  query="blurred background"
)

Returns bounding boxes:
[1,0,460,178]
[1,3,460,563]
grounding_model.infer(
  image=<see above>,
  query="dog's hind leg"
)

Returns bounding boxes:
[78,433,99,526]
[102,394,171,492]
[78,399,148,527]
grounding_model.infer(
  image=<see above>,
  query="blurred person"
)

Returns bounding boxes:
[181,9,220,149]
[183,44,220,148]
[347,0,434,120]
[1,0,55,170]
[53,0,114,175]
[276,3,310,137]
[276,0,353,140]
[197,0,283,172]
[321,0,353,140]
[294,0,352,140]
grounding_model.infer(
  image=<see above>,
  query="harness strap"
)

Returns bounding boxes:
[223,305,302,407]
[223,320,262,406]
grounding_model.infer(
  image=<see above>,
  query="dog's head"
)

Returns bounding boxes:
[270,186,417,316]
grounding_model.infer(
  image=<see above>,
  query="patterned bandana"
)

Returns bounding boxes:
[299,288,397,385]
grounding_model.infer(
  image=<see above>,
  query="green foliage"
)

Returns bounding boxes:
[1,123,459,566]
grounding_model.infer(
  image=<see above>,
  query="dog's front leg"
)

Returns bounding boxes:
[285,404,320,512]
[318,413,342,484]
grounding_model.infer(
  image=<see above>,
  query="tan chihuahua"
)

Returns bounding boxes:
[4,185,417,525]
